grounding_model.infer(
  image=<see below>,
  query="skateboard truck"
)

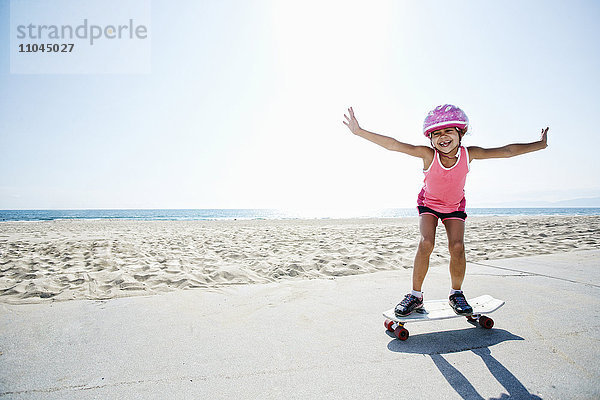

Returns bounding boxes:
[384,314,494,341]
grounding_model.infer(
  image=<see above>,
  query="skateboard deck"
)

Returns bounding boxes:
[383,294,505,341]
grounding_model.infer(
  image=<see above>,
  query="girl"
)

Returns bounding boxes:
[343,104,548,317]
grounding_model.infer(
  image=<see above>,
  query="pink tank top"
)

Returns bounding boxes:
[417,146,470,213]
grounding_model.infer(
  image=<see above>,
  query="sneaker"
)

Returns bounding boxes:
[449,292,473,315]
[395,293,424,317]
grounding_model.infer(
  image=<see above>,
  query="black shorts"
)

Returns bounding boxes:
[417,206,467,222]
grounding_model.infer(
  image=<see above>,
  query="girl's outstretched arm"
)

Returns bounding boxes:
[343,107,431,160]
[469,127,549,161]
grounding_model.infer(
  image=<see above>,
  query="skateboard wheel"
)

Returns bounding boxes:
[394,326,409,341]
[479,316,494,329]
[384,319,395,332]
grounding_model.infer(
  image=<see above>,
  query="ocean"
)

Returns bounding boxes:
[0,208,599,222]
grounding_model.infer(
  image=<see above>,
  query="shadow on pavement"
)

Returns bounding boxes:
[386,327,522,355]
[388,328,542,399]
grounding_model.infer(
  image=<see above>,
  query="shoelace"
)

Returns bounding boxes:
[400,294,417,307]
[453,294,469,308]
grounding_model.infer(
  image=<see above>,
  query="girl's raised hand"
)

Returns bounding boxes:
[540,127,549,148]
[343,107,361,135]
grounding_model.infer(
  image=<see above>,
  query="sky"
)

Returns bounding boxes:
[1,0,599,211]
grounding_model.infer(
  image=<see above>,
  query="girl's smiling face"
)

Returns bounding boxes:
[430,127,462,154]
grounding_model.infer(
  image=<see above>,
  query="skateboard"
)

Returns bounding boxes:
[383,294,505,341]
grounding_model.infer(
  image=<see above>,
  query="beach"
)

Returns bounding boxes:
[1,250,599,399]
[1,216,600,399]
[1,215,599,304]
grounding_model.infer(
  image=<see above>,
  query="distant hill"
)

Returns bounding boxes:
[549,197,600,207]
[476,197,600,208]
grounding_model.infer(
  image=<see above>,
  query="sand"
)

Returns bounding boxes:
[0,215,599,304]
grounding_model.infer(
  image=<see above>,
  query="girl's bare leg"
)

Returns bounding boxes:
[412,214,439,292]
[443,219,466,290]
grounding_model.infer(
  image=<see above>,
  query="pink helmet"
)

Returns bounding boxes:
[423,104,469,138]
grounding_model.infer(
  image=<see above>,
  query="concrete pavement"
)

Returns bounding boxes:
[1,250,599,399]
